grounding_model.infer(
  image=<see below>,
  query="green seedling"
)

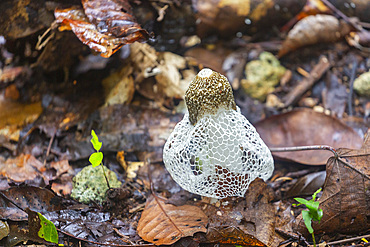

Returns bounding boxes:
[293,188,323,247]
[89,130,110,188]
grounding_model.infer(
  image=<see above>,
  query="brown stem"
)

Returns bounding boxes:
[269,145,338,159]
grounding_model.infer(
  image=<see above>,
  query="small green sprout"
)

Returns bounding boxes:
[89,130,110,188]
[293,188,323,247]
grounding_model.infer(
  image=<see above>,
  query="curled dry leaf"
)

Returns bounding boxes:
[255,108,363,165]
[55,0,149,58]
[295,131,370,235]
[278,14,352,57]
[137,195,207,245]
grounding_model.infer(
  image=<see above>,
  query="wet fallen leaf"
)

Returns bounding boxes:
[81,0,147,39]
[0,101,42,141]
[322,72,348,118]
[0,186,64,221]
[137,195,208,245]
[0,154,45,184]
[55,0,149,58]
[193,0,305,37]
[206,226,266,246]
[255,108,363,165]
[295,130,370,235]
[278,14,352,57]
[0,0,53,39]
[285,171,326,198]
[102,64,134,106]
[203,179,289,246]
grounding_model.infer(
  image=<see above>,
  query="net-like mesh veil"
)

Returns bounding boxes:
[163,69,274,199]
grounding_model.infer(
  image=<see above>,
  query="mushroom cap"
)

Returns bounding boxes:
[163,69,274,199]
[185,68,236,125]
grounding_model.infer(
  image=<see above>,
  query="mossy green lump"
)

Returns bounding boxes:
[241,52,286,101]
[71,165,121,204]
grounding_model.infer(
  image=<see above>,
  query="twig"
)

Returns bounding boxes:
[269,145,338,159]
[320,0,363,31]
[347,57,358,116]
[323,234,370,246]
[283,56,331,107]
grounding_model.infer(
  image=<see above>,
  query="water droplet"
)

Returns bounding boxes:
[236,32,243,38]
[350,2,356,8]
[274,4,280,11]
[245,18,252,25]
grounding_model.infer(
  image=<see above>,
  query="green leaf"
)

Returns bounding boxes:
[314,208,323,222]
[311,188,322,201]
[294,197,310,205]
[301,210,314,234]
[90,130,102,151]
[89,152,103,167]
[37,212,58,244]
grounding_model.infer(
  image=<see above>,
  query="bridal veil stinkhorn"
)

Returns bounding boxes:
[163,68,274,199]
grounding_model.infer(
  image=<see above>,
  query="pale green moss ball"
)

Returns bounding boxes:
[71,165,122,204]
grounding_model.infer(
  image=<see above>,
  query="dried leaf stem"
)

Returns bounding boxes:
[269,145,338,159]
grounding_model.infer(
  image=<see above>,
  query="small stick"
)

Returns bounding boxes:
[320,0,363,32]
[283,56,331,107]
[323,234,370,246]
[269,145,338,159]
[347,58,358,116]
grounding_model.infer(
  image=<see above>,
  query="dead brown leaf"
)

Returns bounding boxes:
[193,0,305,37]
[55,0,149,58]
[278,14,352,57]
[0,100,42,141]
[295,130,370,235]
[203,179,291,246]
[255,108,363,165]
[0,154,44,183]
[137,195,208,245]
[206,226,266,246]
[0,186,64,221]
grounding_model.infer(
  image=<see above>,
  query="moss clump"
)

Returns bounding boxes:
[353,71,370,97]
[241,52,286,101]
[71,165,121,204]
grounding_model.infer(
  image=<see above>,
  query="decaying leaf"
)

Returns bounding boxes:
[193,0,305,37]
[54,0,149,58]
[0,154,45,184]
[206,226,266,246]
[0,186,64,221]
[255,108,363,165]
[285,171,326,198]
[102,64,134,106]
[137,195,207,245]
[203,179,291,246]
[278,14,352,57]
[295,131,370,235]
[0,101,42,141]
[130,43,196,104]
[0,0,54,39]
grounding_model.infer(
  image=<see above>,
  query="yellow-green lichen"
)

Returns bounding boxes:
[71,165,121,204]
[353,71,370,97]
[241,52,286,101]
